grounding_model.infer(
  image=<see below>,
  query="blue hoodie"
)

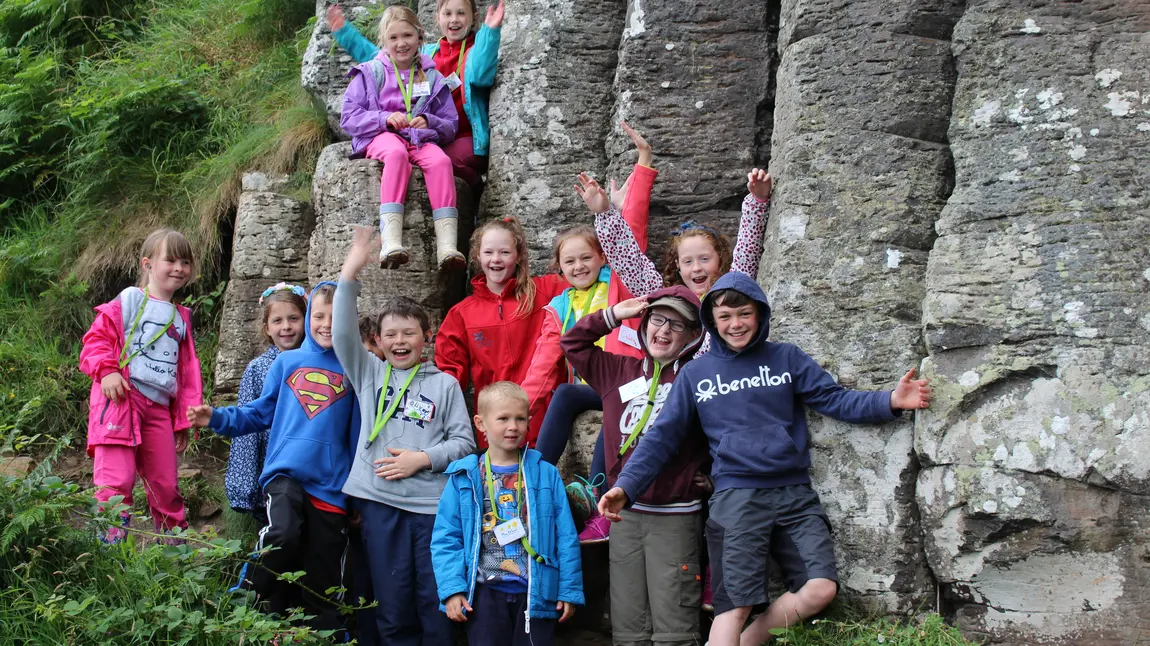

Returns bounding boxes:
[615,272,897,500]
[209,282,360,510]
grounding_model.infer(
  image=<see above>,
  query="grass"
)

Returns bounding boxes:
[762,611,976,645]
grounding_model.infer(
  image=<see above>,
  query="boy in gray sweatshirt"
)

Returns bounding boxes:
[334,226,476,645]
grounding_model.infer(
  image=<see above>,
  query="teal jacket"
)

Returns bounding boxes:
[332,24,501,156]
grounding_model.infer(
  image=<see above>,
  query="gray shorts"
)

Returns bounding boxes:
[706,484,838,615]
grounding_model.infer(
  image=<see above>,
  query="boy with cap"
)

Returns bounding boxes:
[561,285,711,646]
[598,272,932,646]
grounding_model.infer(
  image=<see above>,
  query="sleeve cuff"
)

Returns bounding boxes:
[208,410,227,433]
[424,447,448,473]
[96,366,119,380]
[615,474,640,508]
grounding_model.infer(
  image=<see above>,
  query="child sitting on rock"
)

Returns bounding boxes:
[431,381,583,646]
[599,272,933,646]
[340,5,462,271]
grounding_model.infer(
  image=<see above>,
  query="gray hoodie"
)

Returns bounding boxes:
[333,279,476,514]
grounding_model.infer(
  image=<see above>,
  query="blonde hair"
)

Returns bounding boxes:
[469,216,537,318]
[138,228,195,288]
[378,6,427,81]
[434,0,478,34]
[477,381,529,415]
[550,225,604,273]
[662,225,732,288]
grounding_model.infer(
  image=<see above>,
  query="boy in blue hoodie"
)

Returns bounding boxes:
[187,282,358,631]
[598,272,932,646]
[431,381,583,646]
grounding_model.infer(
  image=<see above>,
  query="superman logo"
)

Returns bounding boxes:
[287,367,349,420]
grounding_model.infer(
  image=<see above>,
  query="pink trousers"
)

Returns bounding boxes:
[366,133,457,219]
[93,390,187,535]
[441,135,488,189]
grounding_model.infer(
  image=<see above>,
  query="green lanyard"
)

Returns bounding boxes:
[456,41,467,79]
[559,283,599,333]
[119,288,177,369]
[392,58,417,119]
[483,450,543,563]
[367,363,421,446]
[619,361,663,456]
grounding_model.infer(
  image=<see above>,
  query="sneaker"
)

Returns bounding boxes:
[701,565,714,612]
[578,514,611,544]
[99,513,131,545]
[565,481,594,528]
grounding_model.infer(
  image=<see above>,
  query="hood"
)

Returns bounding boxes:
[700,272,772,358]
[302,280,337,353]
[375,51,438,73]
[638,284,704,365]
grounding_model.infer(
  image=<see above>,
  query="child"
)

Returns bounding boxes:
[431,382,583,645]
[359,312,384,359]
[187,283,357,632]
[598,272,933,646]
[435,215,568,447]
[327,0,504,191]
[334,227,477,643]
[577,168,774,356]
[79,228,203,543]
[561,287,711,644]
[341,6,462,271]
[224,282,308,526]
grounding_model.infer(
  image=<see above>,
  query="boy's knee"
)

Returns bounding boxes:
[799,578,837,611]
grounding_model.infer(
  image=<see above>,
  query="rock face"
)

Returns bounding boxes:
[482,0,626,271]
[214,173,315,397]
[308,142,472,333]
[918,2,1150,643]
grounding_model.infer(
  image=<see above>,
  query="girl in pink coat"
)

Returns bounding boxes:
[79,228,204,543]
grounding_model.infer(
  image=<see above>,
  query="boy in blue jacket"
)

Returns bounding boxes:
[598,272,932,646]
[187,282,358,632]
[432,381,583,646]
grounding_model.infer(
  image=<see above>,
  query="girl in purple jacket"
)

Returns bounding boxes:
[341,6,462,271]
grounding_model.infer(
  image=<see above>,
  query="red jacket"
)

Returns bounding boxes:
[79,295,203,458]
[435,273,567,447]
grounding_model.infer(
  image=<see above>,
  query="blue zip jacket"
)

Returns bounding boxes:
[333,23,501,156]
[615,272,898,501]
[209,282,360,510]
[431,449,584,621]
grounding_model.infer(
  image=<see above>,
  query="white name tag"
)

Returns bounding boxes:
[404,400,434,422]
[618,376,648,403]
[617,325,641,350]
[413,81,431,97]
[444,72,462,91]
[494,518,527,546]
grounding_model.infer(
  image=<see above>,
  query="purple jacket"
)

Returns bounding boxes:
[341,53,458,155]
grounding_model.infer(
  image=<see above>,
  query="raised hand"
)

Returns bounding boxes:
[101,372,130,402]
[597,486,629,522]
[574,172,611,214]
[890,368,932,411]
[620,120,652,168]
[186,405,213,428]
[387,112,410,131]
[325,5,346,32]
[484,0,505,29]
[342,226,379,280]
[609,176,631,210]
[612,296,649,321]
[747,168,773,202]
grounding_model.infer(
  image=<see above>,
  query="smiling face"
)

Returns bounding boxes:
[558,236,606,290]
[142,241,193,299]
[384,19,421,68]
[711,302,759,352]
[437,0,473,43]
[476,396,529,456]
[309,293,334,349]
[479,229,519,291]
[676,235,722,297]
[378,314,426,369]
[644,306,694,362]
[265,301,305,352]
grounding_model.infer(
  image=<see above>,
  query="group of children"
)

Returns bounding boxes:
[77,2,935,645]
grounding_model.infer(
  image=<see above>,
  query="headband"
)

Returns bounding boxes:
[672,220,718,237]
[259,282,308,305]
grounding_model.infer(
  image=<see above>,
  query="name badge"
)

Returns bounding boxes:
[413,81,431,97]
[617,325,641,350]
[494,518,527,546]
[618,376,648,403]
[404,400,435,422]
[444,72,462,91]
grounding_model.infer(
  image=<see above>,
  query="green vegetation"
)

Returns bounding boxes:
[764,611,976,646]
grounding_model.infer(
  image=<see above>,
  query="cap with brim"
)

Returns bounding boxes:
[647,296,699,325]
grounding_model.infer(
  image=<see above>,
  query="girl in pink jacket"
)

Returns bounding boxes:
[79,228,203,543]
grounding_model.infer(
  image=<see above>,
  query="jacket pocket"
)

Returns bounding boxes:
[715,426,803,475]
[88,390,133,443]
[677,562,702,608]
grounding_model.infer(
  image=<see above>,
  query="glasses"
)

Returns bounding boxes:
[648,313,688,333]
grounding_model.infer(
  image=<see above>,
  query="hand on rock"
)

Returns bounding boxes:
[890,368,932,411]
[747,168,772,202]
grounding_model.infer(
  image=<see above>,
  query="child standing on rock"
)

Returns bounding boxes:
[341,6,462,271]
[328,0,504,193]
[80,228,203,543]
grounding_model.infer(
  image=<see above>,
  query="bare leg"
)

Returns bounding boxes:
[709,606,752,646]
[738,578,837,645]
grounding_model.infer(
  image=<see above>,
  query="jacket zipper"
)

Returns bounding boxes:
[467,471,481,607]
[99,399,111,424]
[523,460,533,634]
[498,301,503,320]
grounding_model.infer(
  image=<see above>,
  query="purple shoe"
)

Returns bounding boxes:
[578,514,611,544]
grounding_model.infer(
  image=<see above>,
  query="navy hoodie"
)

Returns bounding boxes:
[615,272,897,501]
[209,282,360,509]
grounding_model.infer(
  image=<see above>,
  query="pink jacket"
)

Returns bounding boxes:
[79,297,203,457]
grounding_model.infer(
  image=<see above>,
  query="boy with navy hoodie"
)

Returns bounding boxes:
[187,282,358,632]
[598,272,932,646]
[431,382,583,646]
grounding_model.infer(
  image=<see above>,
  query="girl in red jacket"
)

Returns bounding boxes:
[79,228,204,543]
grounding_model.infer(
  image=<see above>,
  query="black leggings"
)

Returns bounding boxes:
[534,383,607,480]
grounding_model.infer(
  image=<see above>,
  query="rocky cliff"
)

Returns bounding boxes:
[213,0,1149,642]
